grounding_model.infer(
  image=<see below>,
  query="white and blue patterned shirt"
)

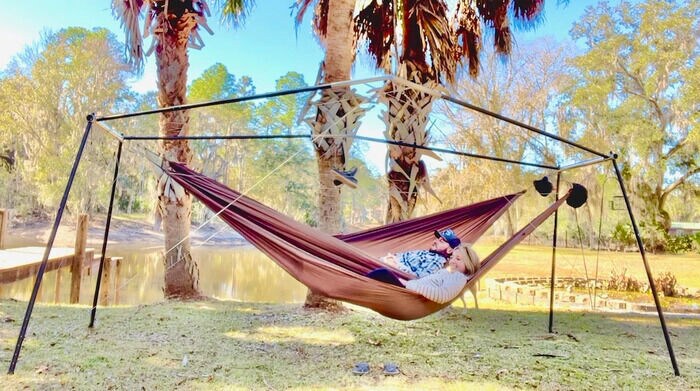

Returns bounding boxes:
[396,250,448,278]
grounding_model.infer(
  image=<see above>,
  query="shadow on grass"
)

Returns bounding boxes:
[1,299,698,390]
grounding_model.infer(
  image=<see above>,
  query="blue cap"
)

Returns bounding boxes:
[434,229,461,248]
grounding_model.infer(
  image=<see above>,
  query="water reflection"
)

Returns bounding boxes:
[0,246,308,306]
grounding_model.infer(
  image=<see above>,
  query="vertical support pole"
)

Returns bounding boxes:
[8,114,94,375]
[70,214,88,304]
[548,173,561,333]
[90,141,122,327]
[611,159,679,376]
[0,209,8,249]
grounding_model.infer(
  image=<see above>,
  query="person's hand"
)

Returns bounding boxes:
[381,253,397,267]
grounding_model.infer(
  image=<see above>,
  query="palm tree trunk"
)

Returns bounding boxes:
[381,0,437,223]
[155,12,200,299]
[304,0,356,309]
[382,64,435,223]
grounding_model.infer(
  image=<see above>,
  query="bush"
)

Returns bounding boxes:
[639,222,667,252]
[611,223,635,250]
[689,232,700,253]
[606,269,642,292]
[654,272,678,297]
[665,234,694,254]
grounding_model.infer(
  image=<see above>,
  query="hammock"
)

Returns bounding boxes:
[167,163,570,320]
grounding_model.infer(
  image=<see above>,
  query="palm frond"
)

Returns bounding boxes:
[512,0,545,31]
[111,0,146,70]
[476,0,512,54]
[292,0,328,38]
[217,0,255,27]
[454,0,482,77]
[512,0,544,21]
[292,0,315,25]
[355,0,395,71]
[412,0,457,82]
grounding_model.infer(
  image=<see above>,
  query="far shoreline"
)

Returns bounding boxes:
[2,214,246,249]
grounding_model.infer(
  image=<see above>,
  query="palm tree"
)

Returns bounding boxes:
[112,0,253,298]
[355,0,546,222]
[294,0,362,309]
[294,0,547,305]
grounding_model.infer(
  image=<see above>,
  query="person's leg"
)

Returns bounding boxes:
[365,268,405,287]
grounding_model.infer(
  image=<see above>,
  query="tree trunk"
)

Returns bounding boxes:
[382,0,433,223]
[382,65,435,223]
[155,11,200,299]
[304,0,356,310]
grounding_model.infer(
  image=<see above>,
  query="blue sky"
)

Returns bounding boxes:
[0,1,598,94]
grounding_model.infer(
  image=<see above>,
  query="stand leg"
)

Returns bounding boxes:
[8,115,94,374]
[611,159,679,376]
[89,141,123,327]
[548,173,561,333]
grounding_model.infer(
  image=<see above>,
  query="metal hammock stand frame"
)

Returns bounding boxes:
[7,75,680,376]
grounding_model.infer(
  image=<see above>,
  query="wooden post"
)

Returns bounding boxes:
[54,268,63,303]
[70,214,88,304]
[0,209,8,249]
[114,257,123,305]
[99,257,113,306]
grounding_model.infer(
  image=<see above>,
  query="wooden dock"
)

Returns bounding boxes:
[0,246,95,284]
[0,210,97,303]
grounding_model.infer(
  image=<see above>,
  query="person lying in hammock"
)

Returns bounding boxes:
[367,244,481,304]
[379,229,462,278]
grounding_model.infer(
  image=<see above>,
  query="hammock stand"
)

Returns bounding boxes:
[7,75,679,376]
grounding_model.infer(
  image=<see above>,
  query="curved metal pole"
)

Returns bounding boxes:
[89,141,123,327]
[611,159,680,376]
[548,173,561,333]
[8,114,95,374]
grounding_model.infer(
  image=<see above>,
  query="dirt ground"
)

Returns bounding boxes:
[2,214,245,249]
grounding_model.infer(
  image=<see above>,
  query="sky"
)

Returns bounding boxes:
[0,1,598,94]
[0,1,600,171]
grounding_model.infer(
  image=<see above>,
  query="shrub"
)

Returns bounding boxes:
[606,269,642,292]
[611,223,636,250]
[689,233,700,253]
[639,222,667,253]
[654,272,678,297]
[665,234,694,254]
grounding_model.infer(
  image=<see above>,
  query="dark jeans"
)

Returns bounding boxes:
[366,267,405,287]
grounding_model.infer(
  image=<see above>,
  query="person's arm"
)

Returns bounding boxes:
[404,270,467,304]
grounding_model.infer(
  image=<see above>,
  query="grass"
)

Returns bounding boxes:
[1,298,699,390]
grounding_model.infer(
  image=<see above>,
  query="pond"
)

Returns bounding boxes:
[0,245,309,306]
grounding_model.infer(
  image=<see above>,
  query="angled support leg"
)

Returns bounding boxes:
[8,114,95,374]
[89,141,123,327]
[611,158,680,376]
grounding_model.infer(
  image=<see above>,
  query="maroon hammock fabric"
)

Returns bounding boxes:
[336,191,523,258]
[167,163,570,320]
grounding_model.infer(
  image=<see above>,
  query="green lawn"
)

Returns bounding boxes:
[1,298,698,390]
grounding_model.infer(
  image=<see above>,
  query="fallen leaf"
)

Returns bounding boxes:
[533,353,563,358]
[496,369,508,380]
[566,333,580,342]
[35,365,50,374]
